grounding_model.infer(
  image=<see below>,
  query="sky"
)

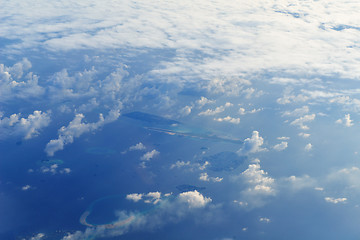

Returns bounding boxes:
[2,0,360,239]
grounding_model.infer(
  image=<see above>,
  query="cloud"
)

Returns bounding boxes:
[22,185,31,191]
[199,172,223,182]
[304,143,312,151]
[178,190,212,208]
[196,96,215,108]
[0,110,51,140]
[129,142,146,151]
[125,193,143,202]
[298,132,311,138]
[233,159,275,208]
[237,131,266,155]
[214,116,240,124]
[290,114,316,130]
[335,114,354,127]
[140,149,160,161]
[40,164,71,175]
[326,166,360,191]
[324,197,347,204]
[61,190,213,239]
[281,175,317,192]
[277,136,290,140]
[273,141,288,151]
[282,106,309,117]
[4,0,360,83]
[179,105,192,116]
[0,58,44,101]
[170,161,191,169]
[239,107,262,115]
[29,233,46,240]
[259,217,271,223]
[45,107,121,156]
[204,78,251,96]
[198,102,233,116]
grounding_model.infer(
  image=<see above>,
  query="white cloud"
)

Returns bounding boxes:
[40,164,70,175]
[239,108,246,115]
[282,106,309,117]
[273,141,288,151]
[326,166,360,191]
[198,102,233,116]
[324,197,347,204]
[0,110,51,140]
[259,217,271,223]
[335,114,353,127]
[204,78,251,96]
[298,132,311,138]
[62,190,213,239]
[4,0,360,83]
[129,142,146,151]
[29,233,46,240]
[199,172,223,182]
[304,143,312,151]
[126,193,143,202]
[234,160,275,208]
[140,149,159,161]
[179,105,192,116]
[45,107,121,156]
[22,185,31,191]
[277,136,290,140]
[282,175,317,192]
[196,96,215,108]
[237,131,266,155]
[0,59,44,101]
[214,116,240,124]
[178,190,212,208]
[290,114,316,130]
[170,161,191,169]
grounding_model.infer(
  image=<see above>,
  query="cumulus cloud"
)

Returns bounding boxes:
[129,142,146,151]
[198,102,233,116]
[259,217,271,223]
[62,189,213,239]
[298,132,311,138]
[4,0,360,83]
[22,185,31,191]
[273,141,288,151]
[0,110,51,140]
[237,131,266,155]
[324,197,347,204]
[290,114,316,130]
[234,159,275,208]
[304,143,312,151]
[239,107,262,115]
[277,136,290,140]
[140,149,160,161]
[204,78,251,96]
[179,105,192,116]
[170,161,191,169]
[45,107,121,156]
[281,175,317,192]
[126,193,143,202]
[214,116,240,124]
[335,114,353,127]
[199,172,223,183]
[0,59,44,101]
[178,190,212,208]
[196,96,215,108]
[326,166,360,191]
[28,233,46,240]
[282,106,309,117]
[40,164,71,175]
